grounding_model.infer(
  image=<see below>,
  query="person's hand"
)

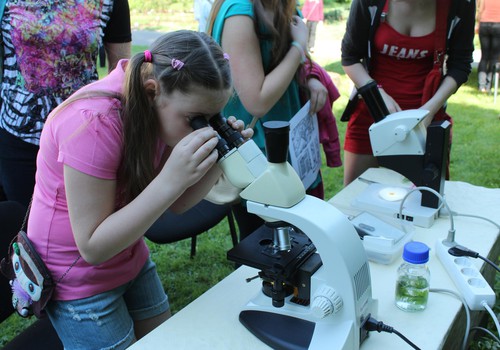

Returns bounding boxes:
[379,88,402,114]
[160,128,219,189]
[290,16,308,50]
[306,78,327,114]
[226,116,254,139]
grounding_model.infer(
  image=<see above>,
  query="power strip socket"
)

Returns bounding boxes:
[435,239,496,310]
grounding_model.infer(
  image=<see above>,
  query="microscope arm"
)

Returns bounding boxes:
[217,118,376,349]
[368,109,451,209]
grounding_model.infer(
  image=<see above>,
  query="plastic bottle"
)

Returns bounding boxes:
[395,241,430,311]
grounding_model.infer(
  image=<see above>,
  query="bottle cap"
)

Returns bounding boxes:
[402,241,429,264]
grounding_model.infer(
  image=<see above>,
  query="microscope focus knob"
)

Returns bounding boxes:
[311,286,343,319]
[394,125,408,142]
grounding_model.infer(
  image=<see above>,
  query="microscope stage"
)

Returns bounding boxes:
[227,224,318,275]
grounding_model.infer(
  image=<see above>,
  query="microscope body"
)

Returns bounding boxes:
[196,116,376,350]
[236,197,375,350]
[369,110,450,209]
[359,82,450,209]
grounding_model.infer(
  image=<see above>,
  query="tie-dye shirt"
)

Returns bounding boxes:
[0,0,131,145]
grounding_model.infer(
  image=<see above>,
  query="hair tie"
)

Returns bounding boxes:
[223,53,230,60]
[144,50,152,63]
[171,58,184,70]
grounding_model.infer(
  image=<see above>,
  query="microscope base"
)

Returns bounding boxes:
[352,183,439,228]
[239,301,357,350]
[240,310,314,350]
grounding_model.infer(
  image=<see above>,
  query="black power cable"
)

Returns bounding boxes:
[448,245,500,273]
[363,315,421,349]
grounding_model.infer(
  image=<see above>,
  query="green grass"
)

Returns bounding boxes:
[2,8,500,349]
[130,9,197,32]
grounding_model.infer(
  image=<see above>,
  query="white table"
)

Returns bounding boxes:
[129,168,500,350]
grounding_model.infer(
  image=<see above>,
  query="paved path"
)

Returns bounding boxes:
[132,30,165,46]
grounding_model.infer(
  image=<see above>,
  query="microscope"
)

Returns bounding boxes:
[352,82,451,227]
[191,115,376,350]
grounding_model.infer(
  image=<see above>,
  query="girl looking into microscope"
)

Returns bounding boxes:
[25,30,252,349]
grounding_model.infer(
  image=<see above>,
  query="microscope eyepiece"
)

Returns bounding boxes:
[190,114,247,159]
[189,115,231,159]
[189,116,210,131]
[208,113,245,150]
[263,121,290,164]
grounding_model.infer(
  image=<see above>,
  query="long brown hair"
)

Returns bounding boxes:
[207,0,296,73]
[120,30,232,203]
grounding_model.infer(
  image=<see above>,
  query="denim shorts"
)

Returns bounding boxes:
[46,257,169,350]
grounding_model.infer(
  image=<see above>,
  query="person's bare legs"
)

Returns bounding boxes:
[343,151,379,186]
[134,309,172,340]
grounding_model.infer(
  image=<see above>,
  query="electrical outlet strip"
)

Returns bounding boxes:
[435,239,496,310]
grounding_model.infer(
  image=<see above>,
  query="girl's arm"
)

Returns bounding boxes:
[65,128,219,265]
[221,15,307,118]
[420,76,457,127]
[105,42,132,71]
[103,0,132,71]
[477,0,484,23]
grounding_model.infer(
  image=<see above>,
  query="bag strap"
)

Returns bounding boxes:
[432,0,450,70]
[20,198,32,232]
[420,0,451,107]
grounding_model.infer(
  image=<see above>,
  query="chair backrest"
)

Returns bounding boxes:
[145,199,238,256]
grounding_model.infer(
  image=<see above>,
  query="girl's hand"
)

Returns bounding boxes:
[290,16,308,50]
[379,88,402,114]
[226,116,254,139]
[161,128,219,189]
[307,78,328,114]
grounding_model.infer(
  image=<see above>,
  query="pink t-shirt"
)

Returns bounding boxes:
[28,60,149,301]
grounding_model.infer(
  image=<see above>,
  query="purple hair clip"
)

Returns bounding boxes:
[223,53,230,60]
[171,58,184,71]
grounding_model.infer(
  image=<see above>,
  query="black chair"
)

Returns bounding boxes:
[2,317,62,350]
[145,199,238,257]
[0,201,63,350]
